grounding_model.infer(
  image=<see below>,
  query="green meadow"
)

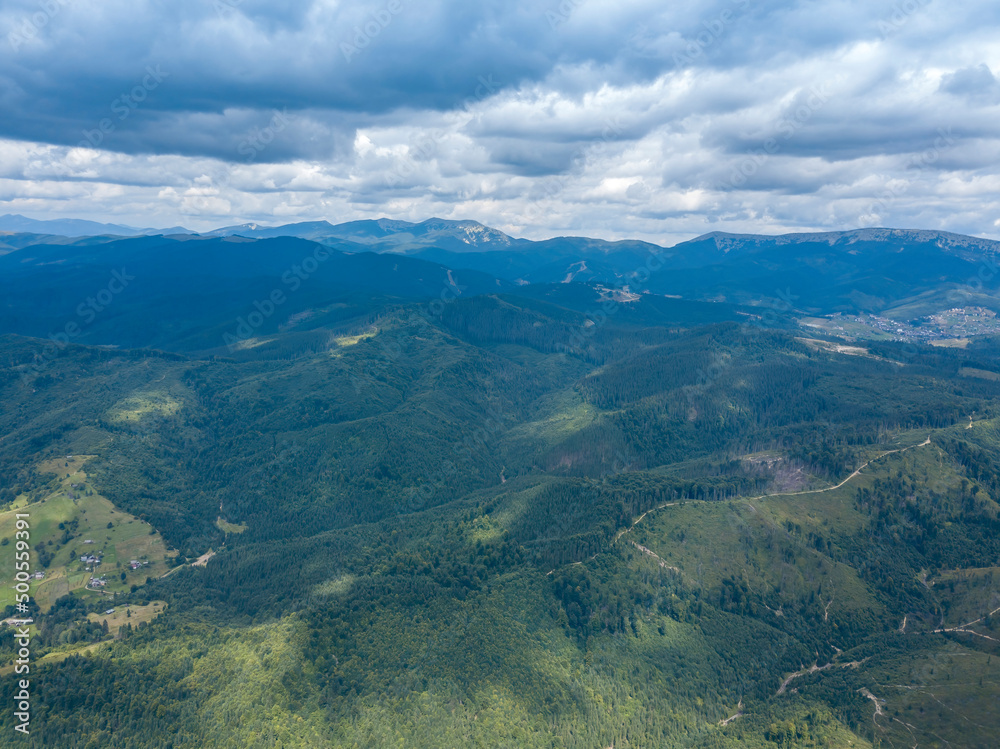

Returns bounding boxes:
[0,455,176,611]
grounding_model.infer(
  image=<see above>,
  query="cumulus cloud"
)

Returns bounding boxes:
[0,0,998,243]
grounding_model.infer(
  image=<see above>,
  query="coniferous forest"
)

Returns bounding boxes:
[1,241,1000,747]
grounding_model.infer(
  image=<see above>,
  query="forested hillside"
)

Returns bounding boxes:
[1,279,999,746]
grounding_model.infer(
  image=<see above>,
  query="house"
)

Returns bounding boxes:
[105,609,115,615]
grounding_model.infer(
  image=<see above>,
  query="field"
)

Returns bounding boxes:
[0,456,177,611]
[961,366,1000,381]
[216,517,249,534]
[106,390,184,424]
[87,601,168,637]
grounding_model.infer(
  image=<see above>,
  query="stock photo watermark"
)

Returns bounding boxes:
[525,116,625,219]
[879,0,932,38]
[343,270,469,394]
[557,248,665,355]
[237,109,291,162]
[384,75,500,187]
[340,0,408,63]
[727,84,832,188]
[10,512,33,735]
[857,127,956,227]
[214,0,246,19]
[222,244,332,351]
[22,269,135,382]
[78,66,170,149]
[547,0,586,30]
[184,108,294,214]
[948,251,1000,306]
[6,0,71,53]
[673,0,750,66]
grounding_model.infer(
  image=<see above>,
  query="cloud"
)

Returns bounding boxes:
[0,0,998,244]
[940,63,1000,105]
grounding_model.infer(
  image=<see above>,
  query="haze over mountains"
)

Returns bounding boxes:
[2,215,1000,357]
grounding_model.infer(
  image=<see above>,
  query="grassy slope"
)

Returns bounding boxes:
[0,456,174,611]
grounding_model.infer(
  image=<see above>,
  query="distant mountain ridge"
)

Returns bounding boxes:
[8,213,1000,261]
[206,217,524,253]
[0,213,192,237]
[688,228,1000,257]
[0,234,509,353]
[7,216,1000,324]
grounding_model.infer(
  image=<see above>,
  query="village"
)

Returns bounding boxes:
[807,306,1000,343]
[81,547,153,590]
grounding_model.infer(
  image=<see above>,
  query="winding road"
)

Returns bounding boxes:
[616,436,935,545]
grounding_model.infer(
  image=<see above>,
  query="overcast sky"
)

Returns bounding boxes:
[1,0,998,244]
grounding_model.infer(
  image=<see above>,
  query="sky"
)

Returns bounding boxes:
[0,0,999,245]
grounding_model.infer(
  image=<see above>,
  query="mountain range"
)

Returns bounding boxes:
[2,219,1000,356]
[0,213,192,238]
[1,216,1000,748]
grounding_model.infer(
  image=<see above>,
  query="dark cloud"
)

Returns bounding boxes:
[0,0,998,243]
[1,0,566,158]
[482,138,582,176]
[940,64,1000,105]
[0,0,942,163]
